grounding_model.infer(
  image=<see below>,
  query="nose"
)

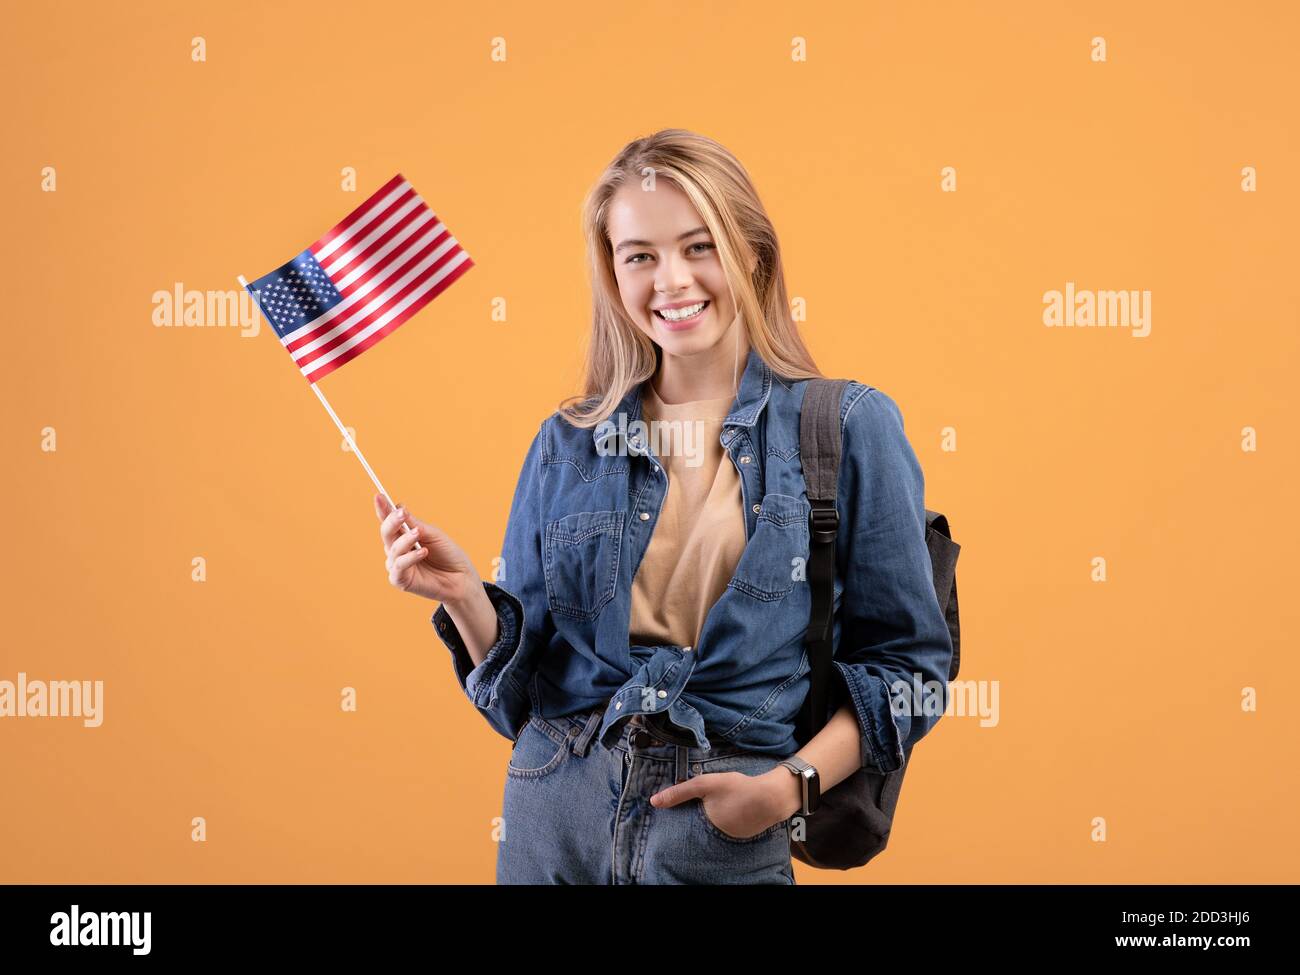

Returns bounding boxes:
[654,253,694,297]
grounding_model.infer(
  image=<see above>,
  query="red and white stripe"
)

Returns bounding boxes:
[281,173,473,383]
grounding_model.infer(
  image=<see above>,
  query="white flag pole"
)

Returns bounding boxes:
[238,274,420,540]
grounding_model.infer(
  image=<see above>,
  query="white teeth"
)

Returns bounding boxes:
[657,301,707,321]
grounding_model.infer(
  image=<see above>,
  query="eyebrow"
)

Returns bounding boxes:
[613,226,711,255]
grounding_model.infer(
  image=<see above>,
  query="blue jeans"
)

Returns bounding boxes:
[497,707,797,884]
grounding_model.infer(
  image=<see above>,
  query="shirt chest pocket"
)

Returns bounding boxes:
[543,509,625,621]
[727,493,811,601]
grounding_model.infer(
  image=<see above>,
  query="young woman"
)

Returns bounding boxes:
[374,129,954,884]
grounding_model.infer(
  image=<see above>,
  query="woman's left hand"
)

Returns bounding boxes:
[650,768,797,840]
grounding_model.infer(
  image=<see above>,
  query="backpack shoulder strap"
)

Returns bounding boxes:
[924,510,962,680]
[797,378,849,742]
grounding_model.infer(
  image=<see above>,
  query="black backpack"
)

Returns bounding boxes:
[790,378,962,870]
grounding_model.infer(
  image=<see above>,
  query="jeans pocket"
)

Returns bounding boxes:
[506,715,575,780]
[695,799,790,843]
[691,750,791,843]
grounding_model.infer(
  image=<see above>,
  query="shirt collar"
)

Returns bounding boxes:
[592,345,772,453]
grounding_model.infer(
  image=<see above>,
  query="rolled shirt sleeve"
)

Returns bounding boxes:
[831,386,955,774]
[432,581,531,740]
[430,420,554,742]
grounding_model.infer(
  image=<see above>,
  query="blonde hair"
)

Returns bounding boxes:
[557,128,823,428]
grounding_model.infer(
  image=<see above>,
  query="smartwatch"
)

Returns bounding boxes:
[778,756,820,816]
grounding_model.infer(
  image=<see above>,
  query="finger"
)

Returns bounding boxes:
[405,514,443,547]
[385,525,422,569]
[390,544,428,577]
[650,776,709,809]
[378,501,410,547]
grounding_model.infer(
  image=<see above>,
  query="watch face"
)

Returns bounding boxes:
[784,760,818,814]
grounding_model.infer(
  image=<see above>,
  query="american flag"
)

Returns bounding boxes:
[244,173,472,383]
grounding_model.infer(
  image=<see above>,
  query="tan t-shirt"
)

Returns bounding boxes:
[628,381,747,651]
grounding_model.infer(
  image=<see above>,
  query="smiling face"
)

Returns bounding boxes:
[607,180,742,358]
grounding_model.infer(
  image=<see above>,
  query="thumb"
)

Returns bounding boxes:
[650,775,710,809]
[373,492,392,519]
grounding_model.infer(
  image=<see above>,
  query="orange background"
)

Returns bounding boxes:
[2,0,1296,883]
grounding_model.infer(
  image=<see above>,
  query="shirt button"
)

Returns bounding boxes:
[657,689,667,698]
[653,465,660,473]
[615,701,622,710]
[682,645,692,653]
[739,455,751,464]
[639,512,650,521]
[752,503,761,514]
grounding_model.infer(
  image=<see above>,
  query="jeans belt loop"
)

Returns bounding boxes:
[572,708,604,757]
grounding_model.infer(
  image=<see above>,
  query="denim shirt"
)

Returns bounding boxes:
[431,346,954,774]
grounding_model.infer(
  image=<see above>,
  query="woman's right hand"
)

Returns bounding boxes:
[374,493,480,604]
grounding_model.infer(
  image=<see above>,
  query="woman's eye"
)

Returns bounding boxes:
[624,242,715,264]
